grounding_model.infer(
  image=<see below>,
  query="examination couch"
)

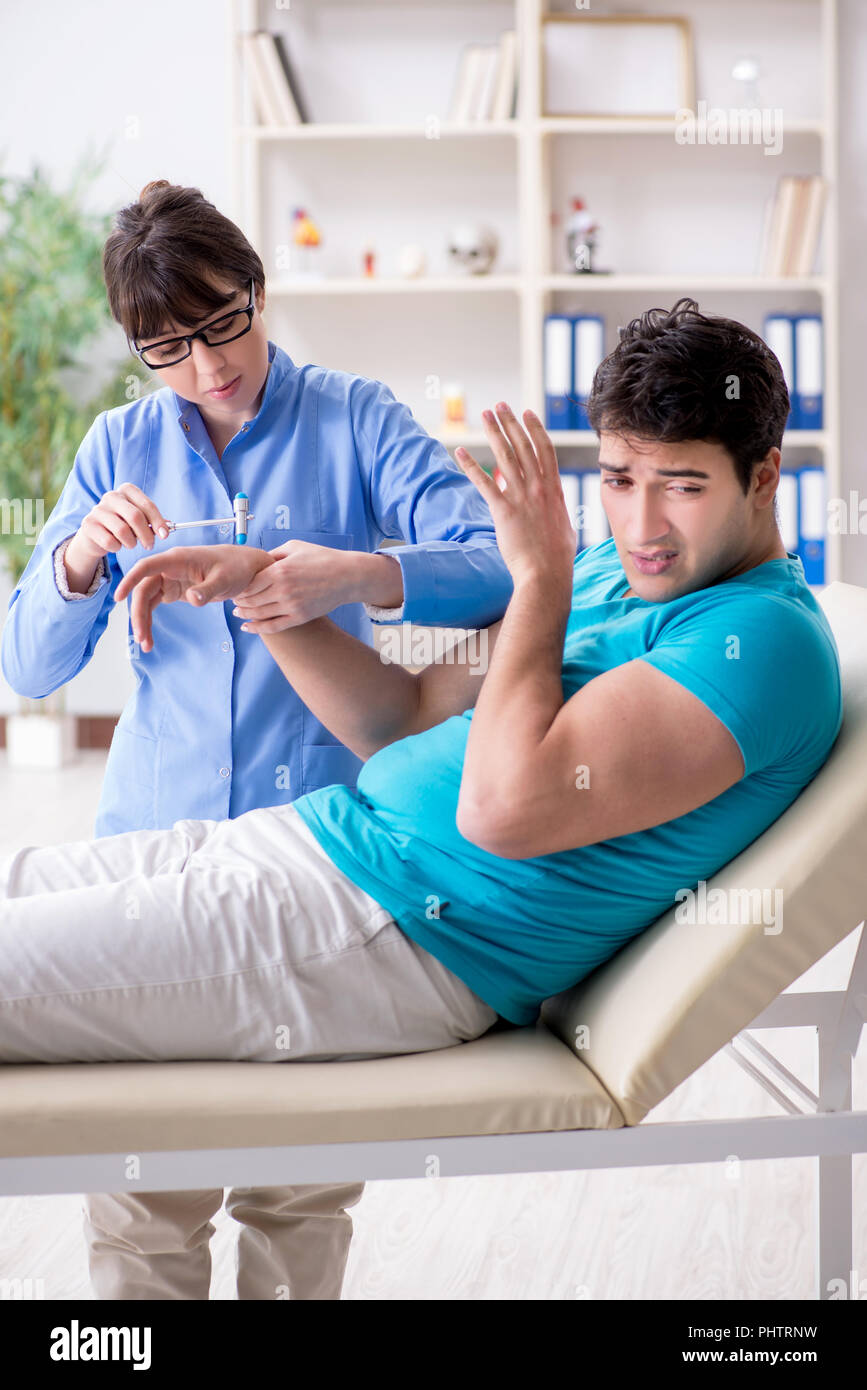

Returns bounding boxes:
[1,581,865,1299]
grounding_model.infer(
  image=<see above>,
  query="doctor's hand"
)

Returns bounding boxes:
[67,483,171,564]
[231,539,385,633]
[455,403,577,590]
[114,544,274,652]
[63,484,172,594]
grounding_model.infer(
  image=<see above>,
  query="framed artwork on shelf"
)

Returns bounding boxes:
[542,15,695,119]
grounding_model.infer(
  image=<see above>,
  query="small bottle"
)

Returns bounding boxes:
[442,383,466,432]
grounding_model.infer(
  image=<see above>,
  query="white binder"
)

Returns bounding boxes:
[776,470,799,552]
[580,470,610,547]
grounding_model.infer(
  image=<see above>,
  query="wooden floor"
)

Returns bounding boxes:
[0,750,864,1300]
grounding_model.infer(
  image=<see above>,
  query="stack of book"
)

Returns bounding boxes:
[544,314,606,431]
[559,470,610,554]
[763,314,824,429]
[759,175,827,277]
[241,30,308,125]
[447,32,519,122]
[776,464,826,585]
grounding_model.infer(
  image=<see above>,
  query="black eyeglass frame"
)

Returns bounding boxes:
[133,279,257,368]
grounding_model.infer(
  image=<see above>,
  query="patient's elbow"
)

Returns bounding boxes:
[455,796,525,859]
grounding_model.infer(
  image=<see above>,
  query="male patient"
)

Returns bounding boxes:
[0,297,841,1275]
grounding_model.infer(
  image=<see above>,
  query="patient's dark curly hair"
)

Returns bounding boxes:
[585,298,790,496]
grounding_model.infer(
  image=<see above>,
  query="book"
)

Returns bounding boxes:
[490,31,518,121]
[792,177,827,276]
[273,32,309,123]
[241,33,283,126]
[797,464,825,584]
[455,46,488,124]
[473,47,501,121]
[559,471,581,533]
[449,37,517,123]
[255,31,301,126]
[794,315,824,429]
[783,176,811,277]
[579,470,610,548]
[776,469,799,552]
[762,175,827,278]
[766,175,799,277]
[763,313,824,430]
[763,314,797,428]
[544,315,573,430]
[448,45,479,124]
[571,315,605,430]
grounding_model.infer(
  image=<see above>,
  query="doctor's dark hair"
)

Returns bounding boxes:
[584,298,790,496]
[102,180,265,346]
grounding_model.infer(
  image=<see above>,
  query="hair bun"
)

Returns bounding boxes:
[139,179,171,201]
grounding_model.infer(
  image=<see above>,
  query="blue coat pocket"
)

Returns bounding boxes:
[99,725,158,831]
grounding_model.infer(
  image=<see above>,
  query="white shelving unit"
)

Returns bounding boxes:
[227,0,840,585]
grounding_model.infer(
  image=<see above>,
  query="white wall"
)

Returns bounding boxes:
[1,0,865,718]
[836,0,867,588]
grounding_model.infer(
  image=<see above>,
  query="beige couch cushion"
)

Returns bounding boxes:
[541,580,867,1124]
[0,1023,621,1158]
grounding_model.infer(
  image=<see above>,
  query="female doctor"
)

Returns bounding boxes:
[0,180,512,1301]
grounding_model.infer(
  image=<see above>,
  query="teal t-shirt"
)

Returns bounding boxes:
[294,539,843,1024]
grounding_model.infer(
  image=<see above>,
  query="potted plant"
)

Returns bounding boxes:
[0,154,153,767]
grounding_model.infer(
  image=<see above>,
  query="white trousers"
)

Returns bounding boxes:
[0,802,499,1297]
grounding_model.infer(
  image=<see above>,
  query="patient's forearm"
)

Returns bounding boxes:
[260,619,421,761]
[458,572,571,833]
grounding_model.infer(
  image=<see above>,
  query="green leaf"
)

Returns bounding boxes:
[0,157,156,583]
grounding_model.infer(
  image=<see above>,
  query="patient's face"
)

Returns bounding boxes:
[597,432,777,601]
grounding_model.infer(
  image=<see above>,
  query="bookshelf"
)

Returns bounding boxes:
[227,0,840,587]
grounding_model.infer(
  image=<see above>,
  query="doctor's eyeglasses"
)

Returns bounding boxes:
[134,279,257,368]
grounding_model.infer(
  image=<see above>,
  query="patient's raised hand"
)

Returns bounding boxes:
[114,544,274,652]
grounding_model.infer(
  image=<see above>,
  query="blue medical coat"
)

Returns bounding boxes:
[1,341,512,836]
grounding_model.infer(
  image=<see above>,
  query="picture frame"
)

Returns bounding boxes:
[542,14,695,120]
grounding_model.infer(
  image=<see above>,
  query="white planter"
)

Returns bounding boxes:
[6,713,77,768]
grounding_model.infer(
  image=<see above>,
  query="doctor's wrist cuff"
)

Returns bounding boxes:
[53,535,107,601]
[363,599,406,623]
